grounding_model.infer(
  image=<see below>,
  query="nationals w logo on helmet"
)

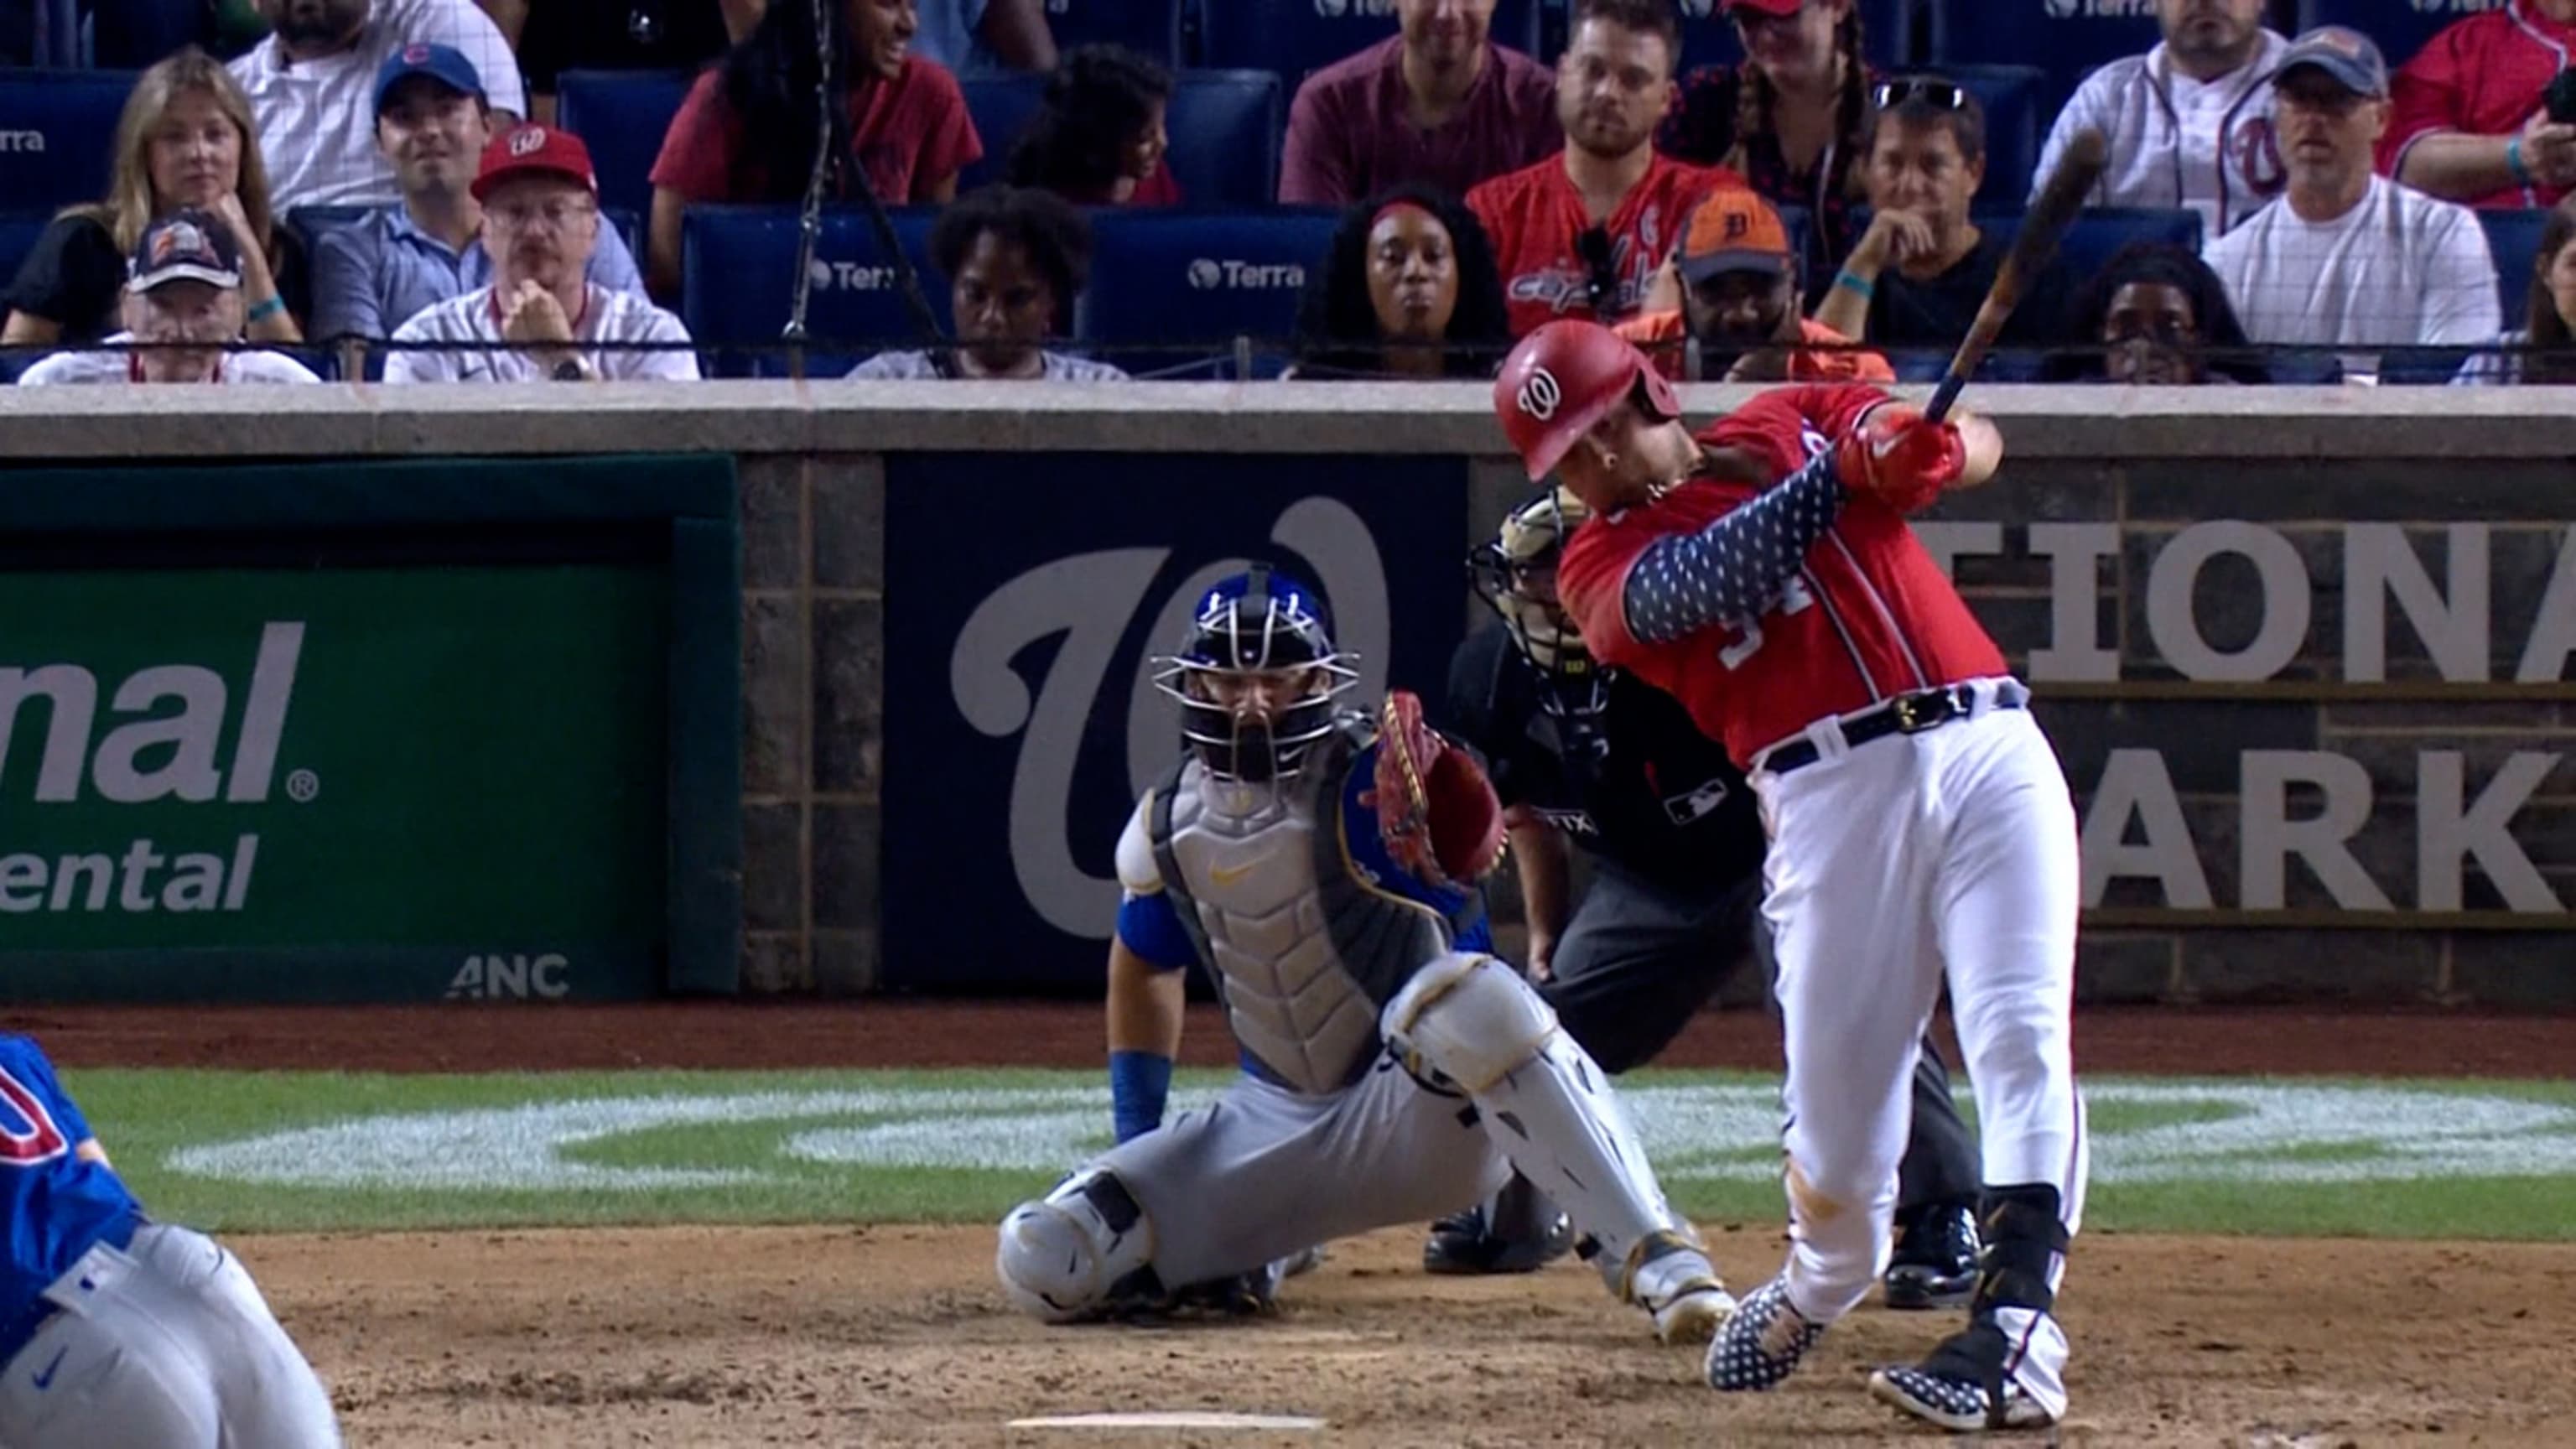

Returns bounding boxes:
[1517,367,1563,422]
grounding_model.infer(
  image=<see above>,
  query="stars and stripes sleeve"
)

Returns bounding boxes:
[1620,447,1847,646]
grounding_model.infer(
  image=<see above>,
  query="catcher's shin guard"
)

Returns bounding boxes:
[1383,952,1723,1333]
[995,1169,1161,1323]
[1872,1183,2073,1430]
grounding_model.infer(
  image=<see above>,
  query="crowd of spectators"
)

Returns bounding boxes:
[8,0,2576,389]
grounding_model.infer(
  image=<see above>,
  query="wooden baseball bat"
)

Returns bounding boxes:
[1923,127,2109,423]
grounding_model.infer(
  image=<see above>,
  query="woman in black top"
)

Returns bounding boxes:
[1285,183,1511,381]
[3,47,306,353]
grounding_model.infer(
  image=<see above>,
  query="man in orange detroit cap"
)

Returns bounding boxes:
[1617,188,1891,383]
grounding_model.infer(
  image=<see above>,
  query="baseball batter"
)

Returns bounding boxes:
[0,1032,341,1447]
[1425,486,1984,1313]
[1492,320,2087,1432]
[995,568,1733,1344]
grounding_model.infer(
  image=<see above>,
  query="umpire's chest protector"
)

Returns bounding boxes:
[1149,723,1462,1097]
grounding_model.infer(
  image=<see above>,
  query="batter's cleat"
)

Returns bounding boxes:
[1421,1207,1576,1275]
[1883,1202,1980,1311]
[1704,1277,1824,1391]
[1623,1231,1735,1345]
[1869,1364,2055,1432]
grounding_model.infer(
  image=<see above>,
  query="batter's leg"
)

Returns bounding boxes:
[1872,709,2088,1431]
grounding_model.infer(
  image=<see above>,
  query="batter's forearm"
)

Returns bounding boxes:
[1622,449,1848,644]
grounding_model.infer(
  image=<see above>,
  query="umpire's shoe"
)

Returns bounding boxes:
[1883,1201,1980,1310]
[1869,1322,2055,1431]
[1704,1277,1823,1391]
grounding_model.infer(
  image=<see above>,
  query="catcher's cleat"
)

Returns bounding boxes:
[1704,1277,1822,1391]
[1869,1364,2055,1432]
[1279,1244,1327,1280]
[1883,1202,1980,1311]
[1623,1231,1734,1345]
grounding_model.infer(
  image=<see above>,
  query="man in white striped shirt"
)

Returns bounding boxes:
[385,125,698,383]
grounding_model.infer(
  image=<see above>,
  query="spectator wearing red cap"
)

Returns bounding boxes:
[387,125,699,382]
[2383,0,2576,210]
[647,0,983,297]
[18,210,321,385]
[1660,0,1878,276]
[1278,0,1562,208]
[1467,0,1742,337]
[1613,187,1888,382]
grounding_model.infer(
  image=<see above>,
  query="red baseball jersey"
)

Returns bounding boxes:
[1467,152,1743,337]
[1556,384,2009,766]
[2381,2,2576,210]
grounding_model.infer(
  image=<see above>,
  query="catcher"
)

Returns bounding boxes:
[995,566,1734,1344]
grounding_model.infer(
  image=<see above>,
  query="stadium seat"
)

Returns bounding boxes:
[1077,208,1339,378]
[1044,0,1183,66]
[957,72,1047,192]
[1944,65,2047,210]
[1978,205,2202,287]
[0,69,136,216]
[1162,70,1285,208]
[680,205,947,377]
[553,69,694,221]
[2477,207,2549,326]
[1926,0,2158,114]
[1200,0,1539,80]
[1665,0,1913,75]
[2298,0,2505,72]
[1,209,55,291]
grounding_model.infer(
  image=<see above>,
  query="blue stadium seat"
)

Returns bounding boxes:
[1666,0,1913,75]
[1201,0,1539,80]
[1939,65,2048,210]
[1926,0,2157,114]
[1976,205,2202,288]
[1163,70,1285,208]
[553,69,694,221]
[0,210,49,288]
[2477,207,2549,326]
[1045,0,1183,65]
[680,205,947,377]
[1077,209,1338,378]
[2298,0,2506,72]
[0,69,135,216]
[957,72,1047,192]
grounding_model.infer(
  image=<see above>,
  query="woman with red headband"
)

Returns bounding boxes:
[1286,184,1514,380]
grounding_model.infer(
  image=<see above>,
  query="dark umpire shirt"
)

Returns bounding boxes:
[1446,621,1766,900]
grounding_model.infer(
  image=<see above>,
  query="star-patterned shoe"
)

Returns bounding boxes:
[1703,1276,1823,1391]
[1869,1363,2056,1431]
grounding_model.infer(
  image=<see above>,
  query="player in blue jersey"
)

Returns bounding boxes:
[995,567,1734,1344]
[0,1032,341,1447]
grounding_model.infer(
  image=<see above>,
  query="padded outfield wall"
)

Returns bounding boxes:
[0,383,2569,1005]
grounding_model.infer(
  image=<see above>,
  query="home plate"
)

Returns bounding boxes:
[1008,1411,1326,1431]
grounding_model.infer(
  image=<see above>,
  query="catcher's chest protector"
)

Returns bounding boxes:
[1150,722,1457,1096]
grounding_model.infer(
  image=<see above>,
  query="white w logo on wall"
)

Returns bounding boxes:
[946,500,1392,935]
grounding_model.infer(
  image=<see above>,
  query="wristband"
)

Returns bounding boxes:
[1834,269,1876,300]
[244,294,285,323]
[2509,136,2532,186]
[1109,1050,1172,1144]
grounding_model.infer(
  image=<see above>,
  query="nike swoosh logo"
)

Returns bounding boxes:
[32,1347,66,1390]
[1208,861,1260,886]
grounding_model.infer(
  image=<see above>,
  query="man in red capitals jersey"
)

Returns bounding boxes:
[1490,319,2088,1435]
[1468,0,1741,337]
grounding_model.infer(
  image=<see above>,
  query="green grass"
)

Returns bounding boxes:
[64,1067,2576,1241]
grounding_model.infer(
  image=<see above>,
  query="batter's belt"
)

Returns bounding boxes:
[1758,680,2031,778]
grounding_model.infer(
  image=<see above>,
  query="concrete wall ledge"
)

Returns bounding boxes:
[8,381,2576,461]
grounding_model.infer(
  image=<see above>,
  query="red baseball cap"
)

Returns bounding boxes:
[1720,0,1805,16]
[471,123,598,201]
[1493,320,1679,482]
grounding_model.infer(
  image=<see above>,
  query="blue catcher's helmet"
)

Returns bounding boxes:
[1151,565,1361,783]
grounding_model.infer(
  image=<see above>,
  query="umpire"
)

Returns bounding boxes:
[1428,486,1982,1310]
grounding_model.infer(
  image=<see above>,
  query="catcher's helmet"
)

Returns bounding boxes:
[1152,565,1359,783]
[1493,319,1679,480]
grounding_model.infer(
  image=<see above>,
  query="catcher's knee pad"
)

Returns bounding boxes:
[995,1168,1159,1323]
[1382,951,1555,1094]
[1968,1183,2070,1318]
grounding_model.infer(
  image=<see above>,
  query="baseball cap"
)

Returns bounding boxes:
[2270,25,2388,97]
[471,123,599,201]
[373,42,486,116]
[1719,0,1804,16]
[1675,189,1794,287]
[126,210,242,293]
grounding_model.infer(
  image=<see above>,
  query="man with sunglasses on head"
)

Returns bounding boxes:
[1469,0,1743,336]
[1420,489,1984,1312]
[2034,0,2289,238]
[1813,76,2079,377]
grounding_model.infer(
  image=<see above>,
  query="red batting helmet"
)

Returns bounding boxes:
[1492,319,1680,480]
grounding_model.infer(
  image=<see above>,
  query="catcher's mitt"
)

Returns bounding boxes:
[1373,690,1506,891]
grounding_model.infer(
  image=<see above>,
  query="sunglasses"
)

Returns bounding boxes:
[1577,226,1618,313]
[1871,78,1971,112]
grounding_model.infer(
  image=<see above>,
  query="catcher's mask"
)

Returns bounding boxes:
[1152,565,1359,784]
[1470,487,1609,718]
